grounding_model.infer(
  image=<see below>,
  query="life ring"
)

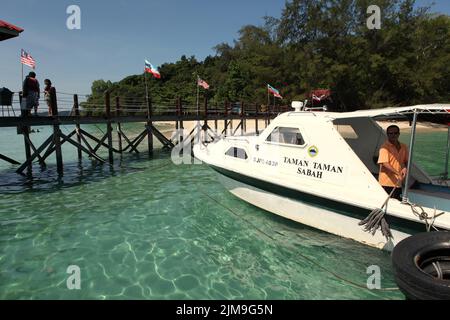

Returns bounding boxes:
[392,231,450,300]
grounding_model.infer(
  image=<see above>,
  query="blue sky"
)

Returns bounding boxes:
[1,0,449,96]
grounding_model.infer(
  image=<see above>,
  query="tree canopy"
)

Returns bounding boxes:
[84,0,450,113]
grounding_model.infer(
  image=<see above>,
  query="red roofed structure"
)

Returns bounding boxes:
[0,20,24,41]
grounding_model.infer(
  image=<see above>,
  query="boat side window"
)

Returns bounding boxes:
[225,147,248,160]
[266,127,305,146]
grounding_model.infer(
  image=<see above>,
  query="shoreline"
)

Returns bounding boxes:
[156,119,447,139]
[376,120,447,133]
[158,119,268,138]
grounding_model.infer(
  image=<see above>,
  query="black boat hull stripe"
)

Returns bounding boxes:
[210,165,427,234]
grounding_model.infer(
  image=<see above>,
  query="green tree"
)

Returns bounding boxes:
[85,0,448,112]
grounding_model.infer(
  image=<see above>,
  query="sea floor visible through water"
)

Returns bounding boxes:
[0,123,448,299]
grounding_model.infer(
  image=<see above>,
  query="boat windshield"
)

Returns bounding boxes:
[266,127,305,146]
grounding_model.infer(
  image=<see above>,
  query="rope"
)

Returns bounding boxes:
[361,183,446,234]
[198,188,399,292]
[405,201,446,232]
[199,188,275,241]
[359,187,396,241]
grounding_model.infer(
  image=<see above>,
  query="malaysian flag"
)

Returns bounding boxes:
[267,84,282,99]
[21,49,36,69]
[144,60,161,78]
[197,77,210,90]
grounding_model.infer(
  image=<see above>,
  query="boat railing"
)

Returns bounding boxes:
[224,136,251,144]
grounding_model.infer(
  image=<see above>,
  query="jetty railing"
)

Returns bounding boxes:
[0,90,286,176]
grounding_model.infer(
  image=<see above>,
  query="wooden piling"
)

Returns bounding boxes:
[229,102,233,134]
[213,101,218,132]
[105,91,114,164]
[178,98,184,131]
[224,101,228,136]
[74,94,82,161]
[17,91,33,174]
[50,89,63,175]
[255,103,259,135]
[147,95,153,155]
[203,97,208,130]
[23,126,32,175]
[116,96,123,154]
[203,97,208,142]
[177,97,184,147]
[175,98,181,132]
[240,101,244,136]
[1,94,277,177]
[175,98,179,131]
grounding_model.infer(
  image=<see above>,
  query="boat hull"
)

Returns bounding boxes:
[216,169,412,251]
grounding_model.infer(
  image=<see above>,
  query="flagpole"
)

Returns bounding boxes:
[144,63,149,110]
[196,76,200,134]
[20,49,23,85]
[196,76,200,117]
[273,95,275,113]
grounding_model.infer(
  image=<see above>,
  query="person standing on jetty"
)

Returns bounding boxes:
[377,125,409,200]
[44,79,56,116]
[22,71,40,116]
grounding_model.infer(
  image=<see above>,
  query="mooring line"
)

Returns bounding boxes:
[198,188,399,292]
[198,188,275,241]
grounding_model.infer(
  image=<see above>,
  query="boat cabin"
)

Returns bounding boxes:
[235,102,449,213]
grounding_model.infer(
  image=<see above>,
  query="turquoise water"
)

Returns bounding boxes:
[0,124,447,300]
[400,131,449,177]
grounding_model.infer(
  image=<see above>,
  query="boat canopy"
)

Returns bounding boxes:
[321,104,450,201]
[324,104,450,125]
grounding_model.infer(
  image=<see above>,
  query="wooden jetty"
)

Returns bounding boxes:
[0,91,279,176]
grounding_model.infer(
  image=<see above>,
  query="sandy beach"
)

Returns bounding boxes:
[158,119,269,138]
[376,120,447,133]
[157,118,447,139]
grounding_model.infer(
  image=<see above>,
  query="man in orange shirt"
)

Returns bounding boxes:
[378,125,409,200]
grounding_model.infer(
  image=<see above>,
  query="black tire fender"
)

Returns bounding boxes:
[392,231,450,300]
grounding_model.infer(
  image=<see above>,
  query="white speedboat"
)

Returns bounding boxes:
[193,103,450,250]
